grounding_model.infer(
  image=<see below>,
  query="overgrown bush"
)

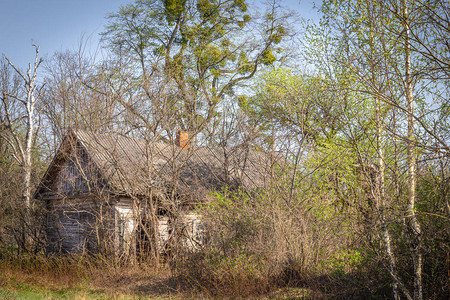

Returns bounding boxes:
[175,182,375,297]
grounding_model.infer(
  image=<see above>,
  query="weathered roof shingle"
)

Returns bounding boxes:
[37,130,277,201]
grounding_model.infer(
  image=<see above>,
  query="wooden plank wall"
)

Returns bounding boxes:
[46,194,204,255]
[46,197,114,253]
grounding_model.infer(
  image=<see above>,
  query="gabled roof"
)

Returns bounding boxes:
[35,130,277,201]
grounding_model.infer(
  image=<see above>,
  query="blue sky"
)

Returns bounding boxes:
[1,0,320,70]
[1,0,129,69]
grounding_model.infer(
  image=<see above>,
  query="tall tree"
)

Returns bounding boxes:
[0,46,43,250]
[305,0,444,297]
[102,0,292,137]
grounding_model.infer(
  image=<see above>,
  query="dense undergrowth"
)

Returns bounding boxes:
[0,170,449,299]
[0,171,448,299]
[0,252,390,299]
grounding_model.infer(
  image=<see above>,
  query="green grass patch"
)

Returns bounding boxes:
[0,282,108,299]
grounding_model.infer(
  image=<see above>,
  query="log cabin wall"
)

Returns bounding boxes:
[46,197,115,253]
[46,195,204,255]
[43,141,116,254]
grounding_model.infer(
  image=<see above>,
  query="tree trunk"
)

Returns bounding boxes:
[5,47,41,252]
[367,4,401,297]
[402,1,423,299]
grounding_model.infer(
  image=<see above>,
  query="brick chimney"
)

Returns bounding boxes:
[176,130,189,149]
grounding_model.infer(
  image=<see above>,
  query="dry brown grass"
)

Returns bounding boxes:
[0,252,329,299]
[0,250,392,299]
[0,253,196,299]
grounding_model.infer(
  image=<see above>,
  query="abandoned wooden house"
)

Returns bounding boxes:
[34,129,275,255]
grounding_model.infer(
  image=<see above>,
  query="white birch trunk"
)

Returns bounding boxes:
[4,46,42,250]
[402,1,423,299]
[366,4,403,297]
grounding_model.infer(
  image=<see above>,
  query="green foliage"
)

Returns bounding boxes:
[201,189,259,255]
[192,174,370,293]
[163,0,186,23]
[247,67,344,146]
[327,249,363,276]
[261,49,276,65]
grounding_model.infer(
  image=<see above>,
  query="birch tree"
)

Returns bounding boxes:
[305,0,449,297]
[0,45,43,250]
[401,1,423,299]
